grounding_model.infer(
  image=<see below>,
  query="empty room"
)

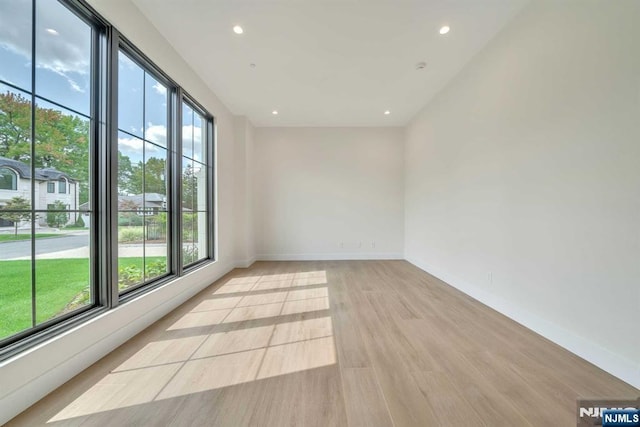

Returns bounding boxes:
[0,0,638,426]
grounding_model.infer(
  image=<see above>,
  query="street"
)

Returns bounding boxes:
[0,233,89,261]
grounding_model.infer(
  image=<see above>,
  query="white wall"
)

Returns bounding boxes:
[234,116,256,266]
[254,127,404,260]
[0,0,247,424]
[405,0,640,388]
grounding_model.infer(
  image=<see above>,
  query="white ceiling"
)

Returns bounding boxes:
[133,0,527,127]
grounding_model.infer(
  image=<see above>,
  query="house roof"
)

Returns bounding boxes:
[0,156,75,182]
[118,193,166,209]
[106,193,193,212]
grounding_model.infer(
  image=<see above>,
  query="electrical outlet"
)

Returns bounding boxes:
[371,241,376,248]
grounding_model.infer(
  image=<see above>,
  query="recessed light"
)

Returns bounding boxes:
[249,63,256,68]
[233,25,244,34]
[272,110,278,115]
[46,28,58,35]
[439,25,450,35]
[416,62,427,70]
[384,110,391,115]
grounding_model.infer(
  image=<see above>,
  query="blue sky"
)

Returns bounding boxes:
[0,0,90,116]
[0,0,205,168]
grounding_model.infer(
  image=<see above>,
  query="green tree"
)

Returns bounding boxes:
[0,197,31,236]
[46,200,68,228]
[0,93,31,162]
[145,157,167,195]
[117,150,134,195]
[182,163,196,211]
[0,91,90,204]
[120,156,166,196]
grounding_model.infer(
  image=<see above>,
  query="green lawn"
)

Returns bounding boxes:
[0,256,164,340]
[0,234,65,242]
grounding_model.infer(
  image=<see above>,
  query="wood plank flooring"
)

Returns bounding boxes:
[8,260,639,426]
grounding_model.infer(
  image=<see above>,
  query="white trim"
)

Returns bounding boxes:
[405,256,640,390]
[236,257,256,268]
[256,252,404,261]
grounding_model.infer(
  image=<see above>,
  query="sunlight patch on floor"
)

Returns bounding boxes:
[48,270,335,423]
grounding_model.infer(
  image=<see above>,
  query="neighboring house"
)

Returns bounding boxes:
[0,156,79,228]
[77,193,168,229]
[118,193,167,215]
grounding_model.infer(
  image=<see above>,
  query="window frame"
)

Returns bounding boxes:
[0,0,108,358]
[0,0,217,360]
[58,178,67,194]
[115,42,175,296]
[180,94,215,271]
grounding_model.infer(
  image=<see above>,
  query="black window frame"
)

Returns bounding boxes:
[0,0,217,360]
[115,42,175,296]
[180,95,215,271]
[0,0,106,358]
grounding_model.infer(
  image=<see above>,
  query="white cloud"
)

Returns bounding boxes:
[0,0,90,92]
[118,136,144,158]
[65,76,83,93]
[118,125,168,160]
[152,82,166,96]
[182,124,205,161]
[146,124,168,146]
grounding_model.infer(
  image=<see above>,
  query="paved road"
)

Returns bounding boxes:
[0,233,89,260]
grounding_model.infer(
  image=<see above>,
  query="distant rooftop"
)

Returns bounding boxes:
[0,156,75,182]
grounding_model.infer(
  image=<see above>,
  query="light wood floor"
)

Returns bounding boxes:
[9,261,638,426]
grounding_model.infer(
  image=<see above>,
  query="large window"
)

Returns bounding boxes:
[181,100,211,266]
[0,0,215,355]
[117,50,170,293]
[0,0,94,342]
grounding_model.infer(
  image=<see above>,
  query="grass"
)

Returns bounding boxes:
[0,256,165,340]
[0,234,65,242]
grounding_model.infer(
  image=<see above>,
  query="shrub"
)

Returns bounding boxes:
[118,264,143,289]
[145,261,167,278]
[119,227,144,243]
[183,245,199,265]
[118,213,143,226]
[117,260,168,289]
[46,200,68,228]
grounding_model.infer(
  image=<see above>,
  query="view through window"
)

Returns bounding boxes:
[0,0,216,351]
[117,51,170,292]
[181,100,210,266]
[0,0,93,341]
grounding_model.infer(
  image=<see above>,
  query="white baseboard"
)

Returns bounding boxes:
[405,257,640,390]
[236,257,256,268]
[256,252,404,261]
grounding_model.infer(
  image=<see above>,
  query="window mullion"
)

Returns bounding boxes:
[173,87,184,276]
[105,26,120,308]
